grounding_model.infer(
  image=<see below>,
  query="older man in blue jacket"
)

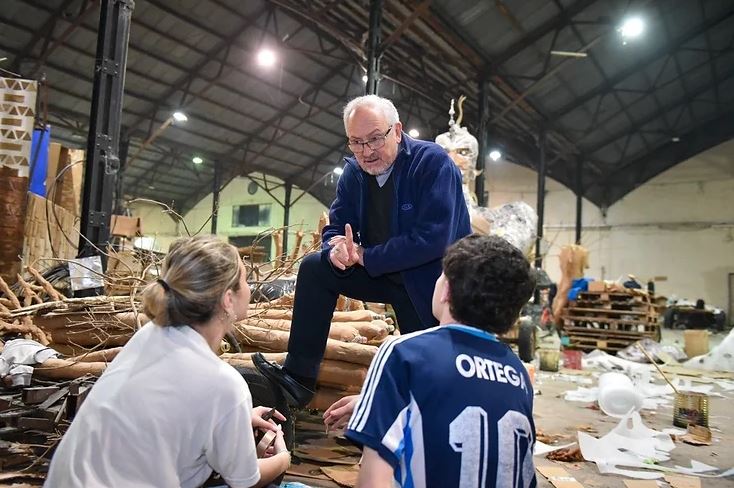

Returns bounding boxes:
[255,95,471,407]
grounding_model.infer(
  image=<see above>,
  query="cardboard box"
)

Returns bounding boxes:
[110,215,142,238]
[588,281,606,292]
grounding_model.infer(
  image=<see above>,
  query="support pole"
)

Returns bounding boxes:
[211,160,221,235]
[283,182,292,257]
[78,0,133,273]
[114,129,129,215]
[476,78,490,207]
[365,0,384,95]
[534,127,546,301]
[575,157,583,244]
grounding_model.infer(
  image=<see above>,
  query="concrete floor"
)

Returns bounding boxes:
[534,328,733,487]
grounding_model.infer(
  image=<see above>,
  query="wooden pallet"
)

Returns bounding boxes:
[562,289,660,352]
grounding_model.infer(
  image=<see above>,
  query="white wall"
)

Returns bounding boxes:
[129,174,328,259]
[485,139,734,311]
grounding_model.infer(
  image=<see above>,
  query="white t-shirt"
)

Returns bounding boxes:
[45,322,260,488]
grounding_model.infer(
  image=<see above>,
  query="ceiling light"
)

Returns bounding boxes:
[256,48,277,67]
[192,156,203,165]
[619,17,644,40]
[172,111,188,122]
[362,74,368,83]
[489,149,502,161]
[333,167,344,176]
[671,136,680,142]
[408,129,420,138]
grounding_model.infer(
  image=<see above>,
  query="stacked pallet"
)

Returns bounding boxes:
[562,289,660,352]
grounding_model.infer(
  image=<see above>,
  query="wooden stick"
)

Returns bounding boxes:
[0,275,22,309]
[26,266,64,301]
[290,230,304,261]
[637,342,679,394]
[16,274,42,306]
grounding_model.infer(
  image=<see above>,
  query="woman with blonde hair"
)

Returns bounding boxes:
[46,236,290,488]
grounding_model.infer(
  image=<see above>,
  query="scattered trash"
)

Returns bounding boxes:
[617,338,687,363]
[597,372,644,417]
[679,425,712,446]
[534,441,576,457]
[546,445,585,462]
[578,411,734,479]
[536,465,585,488]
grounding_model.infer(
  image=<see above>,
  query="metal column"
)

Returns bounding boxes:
[575,157,583,245]
[476,78,490,207]
[365,0,383,95]
[113,129,129,215]
[78,0,133,269]
[211,160,221,234]
[282,182,292,257]
[534,127,546,276]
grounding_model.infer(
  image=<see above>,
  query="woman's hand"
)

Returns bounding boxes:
[251,406,286,432]
[323,395,359,431]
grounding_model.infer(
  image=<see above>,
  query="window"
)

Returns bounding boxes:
[232,204,271,227]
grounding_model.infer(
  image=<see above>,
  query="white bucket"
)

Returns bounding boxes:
[597,372,644,418]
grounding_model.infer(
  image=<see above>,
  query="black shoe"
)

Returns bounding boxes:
[252,353,315,408]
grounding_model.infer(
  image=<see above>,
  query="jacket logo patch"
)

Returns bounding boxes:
[401,203,413,211]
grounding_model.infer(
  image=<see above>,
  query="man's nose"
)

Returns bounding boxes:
[363,144,376,155]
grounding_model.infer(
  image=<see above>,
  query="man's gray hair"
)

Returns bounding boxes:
[343,95,400,133]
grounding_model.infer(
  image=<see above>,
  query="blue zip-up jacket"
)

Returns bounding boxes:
[321,135,471,327]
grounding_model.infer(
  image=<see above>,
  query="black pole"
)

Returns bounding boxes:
[113,128,129,215]
[211,160,221,234]
[365,0,383,95]
[476,78,489,207]
[575,157,583,245]
[534,127,546,284]
[78,0,133,280]
[283,182,292,256]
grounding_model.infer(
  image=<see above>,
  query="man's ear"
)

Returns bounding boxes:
[394,121,403,143]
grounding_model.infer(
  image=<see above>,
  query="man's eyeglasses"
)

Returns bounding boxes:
[346,126,393,153]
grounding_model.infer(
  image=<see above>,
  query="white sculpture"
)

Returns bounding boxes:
[435,96,538,255]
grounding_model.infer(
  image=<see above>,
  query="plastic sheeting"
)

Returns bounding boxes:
[476,201,538,255]
[685,327,734,372]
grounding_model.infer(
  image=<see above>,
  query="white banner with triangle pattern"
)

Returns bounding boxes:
[0,77,38,176]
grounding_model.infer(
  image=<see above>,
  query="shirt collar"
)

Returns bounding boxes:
[375,164,395,187]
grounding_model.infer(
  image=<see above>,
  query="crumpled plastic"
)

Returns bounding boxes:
[0,339,60,385]
[475,201,538,255]
[617,338,688,363]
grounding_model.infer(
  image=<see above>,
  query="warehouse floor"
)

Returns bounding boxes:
[284,328,734,487]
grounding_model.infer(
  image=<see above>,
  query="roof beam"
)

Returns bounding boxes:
[492,0,600,66]
[588,109,734,206]
[550,6,734,119]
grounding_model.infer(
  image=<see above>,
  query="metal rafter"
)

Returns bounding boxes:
[550,6,734,119]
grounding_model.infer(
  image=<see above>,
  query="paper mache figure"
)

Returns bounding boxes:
[435,96,538,255]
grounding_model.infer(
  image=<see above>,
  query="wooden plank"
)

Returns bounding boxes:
[563,315,656,326]
[21,386,60,405]
[565,307,647,316]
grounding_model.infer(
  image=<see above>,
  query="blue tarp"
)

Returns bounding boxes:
[29,125,51,197]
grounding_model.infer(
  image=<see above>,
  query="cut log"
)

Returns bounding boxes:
[70,347,122,363]
[220,354,367,389]
[240,317,365,343]
[229,325,379,366]
[34,358,106,380]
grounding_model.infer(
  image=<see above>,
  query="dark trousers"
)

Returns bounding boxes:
[283,252,428,380]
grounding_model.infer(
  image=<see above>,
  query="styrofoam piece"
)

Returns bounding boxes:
[598,373,645,418]
[685,328,734,372]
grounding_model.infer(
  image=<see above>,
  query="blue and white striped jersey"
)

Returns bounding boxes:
[345,324,536,488]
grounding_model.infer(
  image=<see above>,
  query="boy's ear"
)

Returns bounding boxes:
[441,281,451,304]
